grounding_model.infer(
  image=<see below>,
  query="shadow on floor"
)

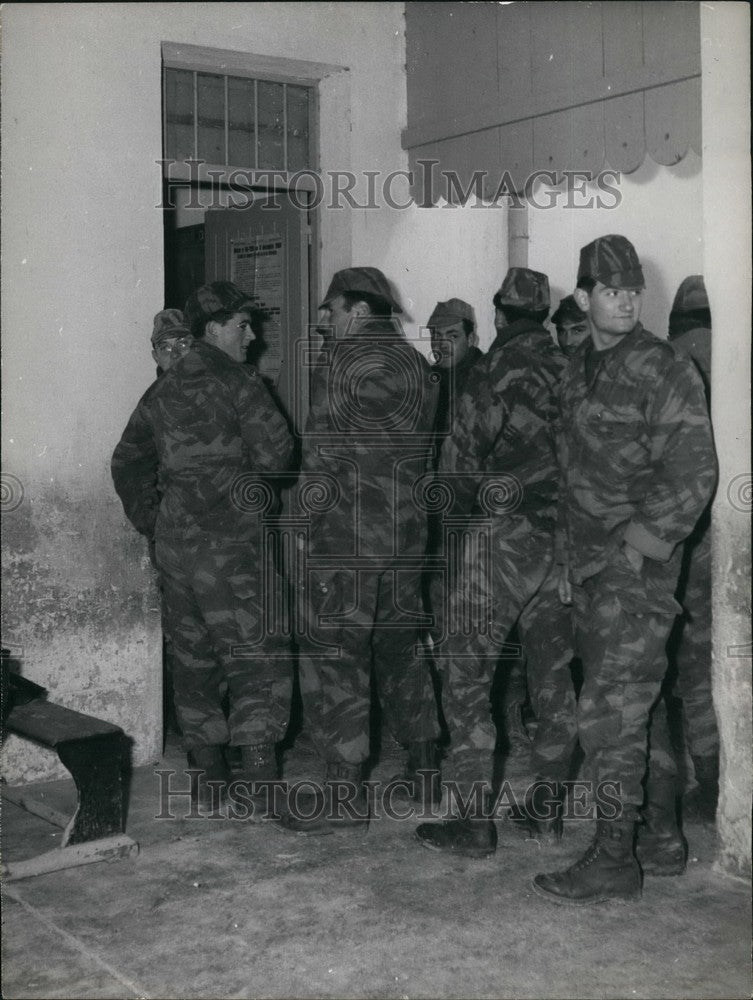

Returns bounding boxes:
[2,740,751,1000]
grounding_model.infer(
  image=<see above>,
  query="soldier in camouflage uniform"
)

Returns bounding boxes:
[533,236,717,905]
[667,276,718,822]
[506,295,589,845]
[428,297,483,462]
[147,310,195,736]
[112,282,295,811]
[509,295,589,839]
[152,308,193,377]
[428,298,534,765]
[425,298,483,643]
[279,267,440,833]
[415,267,563,858]
[551,294,590,359]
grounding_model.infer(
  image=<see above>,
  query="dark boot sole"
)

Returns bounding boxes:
[531,878,642,906]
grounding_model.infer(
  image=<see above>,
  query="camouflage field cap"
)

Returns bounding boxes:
[428,298,474,329]
[670,275,708,315]
[184,281,254,333]
[551,294,587,328]
[577,234,645,289]
[319,267,402,313]
[151,308,191,346]
[494,267,550,311]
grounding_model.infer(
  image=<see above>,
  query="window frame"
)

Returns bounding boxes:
[161,42,332,190]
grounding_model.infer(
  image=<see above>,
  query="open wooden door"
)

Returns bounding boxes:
[204,195,311,431]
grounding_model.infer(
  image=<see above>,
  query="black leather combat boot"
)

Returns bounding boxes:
[187,746,228,814]
[509,780,564,845]
[229,743,280,820]
[416,815,498,858]
[238,743,278,782]
[416,785,497,858]
[277,760,369,834]
[532,820,641,905]
[637,776,687,876]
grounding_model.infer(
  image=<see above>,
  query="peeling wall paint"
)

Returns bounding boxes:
[1,482,162,783]
[0,2,495,792]
[702,3,752,882]
[712,514,753,881]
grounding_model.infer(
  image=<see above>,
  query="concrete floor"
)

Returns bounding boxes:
[2,739,751,1000]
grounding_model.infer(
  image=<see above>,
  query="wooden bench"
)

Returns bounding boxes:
[1,655,139,880]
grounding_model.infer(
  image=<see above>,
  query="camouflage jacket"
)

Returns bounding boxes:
[299,318,438,558]
[432,345,484,466]
[438,319,563,532]
[111,340,294,541]
[556,323,717,584]
[670,325,711,398]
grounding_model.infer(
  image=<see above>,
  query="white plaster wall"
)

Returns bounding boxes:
[2,3,169,780]
[1,2,508,781]
[0,0,417,478]
[527,156,703,337]
[701,2,752,881]
[372,198,509,356]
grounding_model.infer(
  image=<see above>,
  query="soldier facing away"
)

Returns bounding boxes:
[112,282,295,812]
[533,236,717,905]
[415,266,563,857]
[667,275,718,823]
[279,267,440,833]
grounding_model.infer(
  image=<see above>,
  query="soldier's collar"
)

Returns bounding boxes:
[491,318,545,350]
[602,322,648,372]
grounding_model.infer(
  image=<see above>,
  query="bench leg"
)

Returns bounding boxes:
[56,732,127,846]
[3,835,139,882]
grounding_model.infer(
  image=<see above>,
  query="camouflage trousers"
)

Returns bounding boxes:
[573,551,680,819]
[501,646,528,708]
[155,533,293,750]
[297,564,439,765]
[518,569,579,783]
[670,526,718,757]
[434,516,554,790]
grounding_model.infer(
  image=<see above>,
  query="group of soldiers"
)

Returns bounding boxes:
[112,232,718,906]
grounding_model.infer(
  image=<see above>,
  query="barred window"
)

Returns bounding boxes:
[163,67,312,172]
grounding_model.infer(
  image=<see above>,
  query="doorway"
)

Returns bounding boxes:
[163,182,313,429]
